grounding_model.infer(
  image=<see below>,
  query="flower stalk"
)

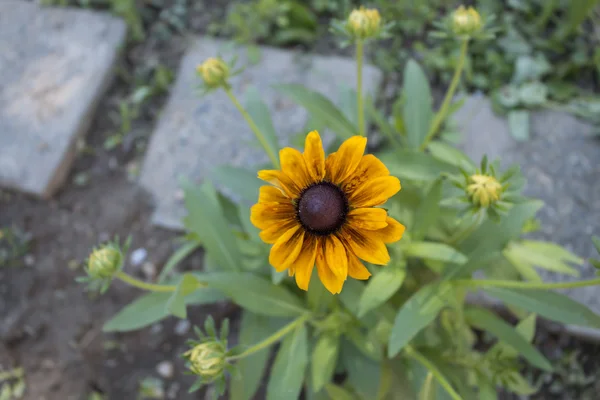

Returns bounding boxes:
[227,313,311,361]
[420,39,469,151]
[224,87,280,169]
[456,277,600,291]
[114,270,178,292]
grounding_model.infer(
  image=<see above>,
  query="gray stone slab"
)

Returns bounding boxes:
[140,38,383,230]
[456,95,600,339]
[0,1,126,198]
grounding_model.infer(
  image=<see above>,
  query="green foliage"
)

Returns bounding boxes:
[83,4,600,399]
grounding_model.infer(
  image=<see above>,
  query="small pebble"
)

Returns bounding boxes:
[24,254,35,266]
[156,361,174,379]
[141,262,157,279]
[130,248,148,266]
[174,320,191,336]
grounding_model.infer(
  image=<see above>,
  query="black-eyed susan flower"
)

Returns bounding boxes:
[251,131,405,294]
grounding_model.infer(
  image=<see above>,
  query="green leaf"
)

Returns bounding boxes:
[103,285,225,332]
[244,86,280,160]
[500,370,537,395]
[211,166,263,205]
[412,179,443,241]
[404,242,468,264]
[388,282,452,357]
[274,84,357,140]
[508,110,529,141]
[341,341,381,399]
[200,272,307,317]
[166,273,203,319]
[312,333,340,392]
[484,287,600,329]
[505,241,581,277]
[378,150,456,182]
[307,273,335,312]
[465,308,551,371]
[267,323,309,400]
[487,313,537,359]
[358,264,406,317]
[426,142,475,170]
[403,59,433,149]
[324,384,357,400]
[157,240,200,282]
[183,181,243,271]
[231,312,281,400]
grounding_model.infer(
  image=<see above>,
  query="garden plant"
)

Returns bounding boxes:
[80,5,600,399]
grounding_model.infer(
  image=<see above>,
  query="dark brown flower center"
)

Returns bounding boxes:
[297,182,348,235]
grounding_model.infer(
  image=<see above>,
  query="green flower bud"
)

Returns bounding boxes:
[87,246,122,279]
[347,6,382,40]
[466,174,502,208]
[196,57,230,89]
[452,5,482,37]
[184,341,227,382]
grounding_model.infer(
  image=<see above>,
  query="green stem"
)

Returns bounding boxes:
[356,39,365,137]
[224,87,280,169]
[227,314,310,361]
[405,346,463,400]
[115,270,177,292]
[456,277,600,291]
[420,39,469,151]
[0,368,22,381]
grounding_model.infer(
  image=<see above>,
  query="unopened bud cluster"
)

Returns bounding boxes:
[196,57,230,89]
[466,174,502,208]
[346,6,382,40]
[452,5,482,37]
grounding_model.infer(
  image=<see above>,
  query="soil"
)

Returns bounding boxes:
[1,1,599,399]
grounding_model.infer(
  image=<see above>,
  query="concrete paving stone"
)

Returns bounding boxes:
[0,1,126,198]
[456,94,600,339]
[140,37,383,230]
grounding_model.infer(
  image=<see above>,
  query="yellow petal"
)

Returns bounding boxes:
[343,154,390,195]
[325,235,348,280]
[293,236,317,291]
[347,208,388,230]
[250,202,295,230]
[258,169,301,199]
[343,226,390,265]
[348,252,371,280]
[348,176,401,207]
[269,225,305,272]
[372,217,406,244]
[280,147,314,190]
[325,136,367,184]
[258,185,289,203]
[316,245,344,294]
[303,131,326,181]
[259,218,298,244]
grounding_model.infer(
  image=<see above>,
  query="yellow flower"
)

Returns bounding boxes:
[251,131,405,294]
[347,6,382,39]
[185,342,227,381]
[466,174,502,208]
[196,57,230,88]
[452,5,482,36]
[88,246,122,279]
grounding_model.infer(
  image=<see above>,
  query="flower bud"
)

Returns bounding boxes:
[347,6,381,40]
[452,5,482,37]
[87,246,122,279]
[196,57,230,89]
[184,341,227,382]
[466,174,502,208]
